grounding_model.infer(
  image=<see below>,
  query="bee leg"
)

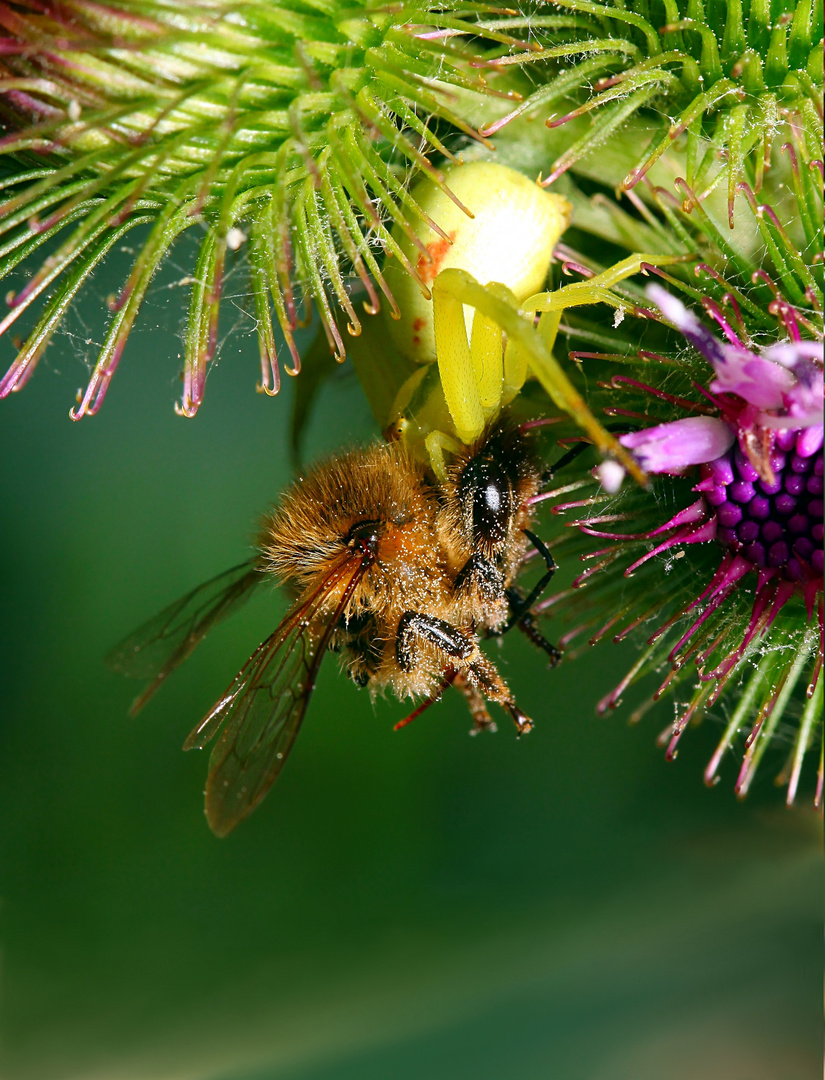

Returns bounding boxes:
[465,652,534,736]
[347,638,384,687]
[453,672,497,735]
[542,440,594,479]
[513,608,561,666]
[394,671,457,731]
[499,530,562,664]
[396,612,475,672]
[509,529,557,622]
[455,553,505,599]
[395,615,533,736]
[492,530,558,633]
[454,553,507,625]
[506,702,534,736]
[337,614,383,687]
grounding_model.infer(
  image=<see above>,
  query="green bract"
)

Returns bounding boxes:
[481,0,823,216]
[0,1,523,415]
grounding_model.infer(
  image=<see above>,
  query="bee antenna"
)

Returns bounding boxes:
[548,440,593,475]
[546,421,640,476]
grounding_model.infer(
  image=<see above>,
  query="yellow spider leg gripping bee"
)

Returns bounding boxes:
[382,161,572,451]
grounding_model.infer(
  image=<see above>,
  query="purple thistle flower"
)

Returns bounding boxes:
[550,287,823,805]
[618,287,823,599]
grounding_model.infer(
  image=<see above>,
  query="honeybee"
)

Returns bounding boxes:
[110,420,560,836]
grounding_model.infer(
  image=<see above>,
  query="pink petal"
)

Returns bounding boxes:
[709,353,796,409]
[620,416,736,474]
[648,285,816,412]
[763,341,824,369]
[756,360,824,429]
[647,285,728,368]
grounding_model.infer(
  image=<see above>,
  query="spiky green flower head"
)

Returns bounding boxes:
[1,0,820,424]
[480,0,822,216]
[0,0,534,416]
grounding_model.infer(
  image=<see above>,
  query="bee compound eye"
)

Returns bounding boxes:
[461,460,512,553]
[484,482,501,513]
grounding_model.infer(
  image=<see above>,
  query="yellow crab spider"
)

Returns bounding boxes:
[427,253,690,485]
[361,159,688,483]
[382,161,572,366]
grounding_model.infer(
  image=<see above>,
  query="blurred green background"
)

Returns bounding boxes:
[0,258,821,1080]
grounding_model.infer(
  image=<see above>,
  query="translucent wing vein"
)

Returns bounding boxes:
[185,553,369,836]
[107,561,263,714]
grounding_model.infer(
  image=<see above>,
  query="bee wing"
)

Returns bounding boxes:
[107,562,263,714]
[184,553,369,837]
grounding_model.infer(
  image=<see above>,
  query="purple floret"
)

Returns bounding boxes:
[700,442,823,580]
